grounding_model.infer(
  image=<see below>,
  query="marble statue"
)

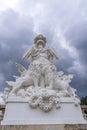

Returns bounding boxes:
[4,34,79,112]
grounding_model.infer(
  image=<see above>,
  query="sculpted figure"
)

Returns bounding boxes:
[10,34,58,95]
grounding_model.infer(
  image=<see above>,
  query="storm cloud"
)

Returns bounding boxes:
[0,0,87,97]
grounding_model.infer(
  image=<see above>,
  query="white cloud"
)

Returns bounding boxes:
[53,28,87,78]
[0,0,19,11]
[68,61,87,78]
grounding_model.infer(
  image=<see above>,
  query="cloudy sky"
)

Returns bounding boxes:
[0,0,87,97]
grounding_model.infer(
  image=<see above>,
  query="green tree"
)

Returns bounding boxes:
[81,96,87,105]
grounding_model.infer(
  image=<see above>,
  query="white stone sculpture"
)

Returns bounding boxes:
[4,34,79,112]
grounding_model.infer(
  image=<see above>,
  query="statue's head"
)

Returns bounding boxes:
[34,34,46,47]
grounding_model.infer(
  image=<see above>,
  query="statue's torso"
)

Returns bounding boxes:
[30,48,50,64]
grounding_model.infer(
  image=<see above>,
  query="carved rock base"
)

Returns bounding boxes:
[1,97,86,125]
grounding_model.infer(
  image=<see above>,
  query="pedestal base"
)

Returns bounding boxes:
[1,124,87,130]
[1,97,87,125]
[0,124,65,130]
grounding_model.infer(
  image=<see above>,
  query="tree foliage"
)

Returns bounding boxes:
[81,96,87,105]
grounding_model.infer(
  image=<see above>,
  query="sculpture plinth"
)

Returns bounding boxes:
[1,34,87,129]
[2,96,86,125]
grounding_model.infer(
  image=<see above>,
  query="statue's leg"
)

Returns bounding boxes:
[45,72,54,89]
[40,75,45,88]
[33,77,39,88]
[49,79,53,88]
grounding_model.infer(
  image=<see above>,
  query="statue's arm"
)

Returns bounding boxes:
[15,63,26,74]
[23,45,34,60]
[47,46,59,60]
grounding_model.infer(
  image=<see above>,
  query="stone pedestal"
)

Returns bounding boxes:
[1,97,86,125]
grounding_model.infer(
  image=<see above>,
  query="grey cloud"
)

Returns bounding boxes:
[0,9,35,91]
[66,22,87,62]
[63,22,87,96]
